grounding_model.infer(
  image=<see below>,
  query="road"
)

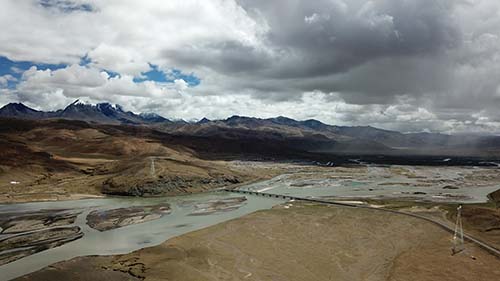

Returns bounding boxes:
[223,188,500,258]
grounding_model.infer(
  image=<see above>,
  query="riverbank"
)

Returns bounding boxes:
[0,117,303,204]
[0,160,303,204]
[0,192,283,281]
[15,202,500,281]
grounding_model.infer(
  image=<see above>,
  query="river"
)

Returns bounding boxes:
[2,165,499,280]
[0,192,283,281]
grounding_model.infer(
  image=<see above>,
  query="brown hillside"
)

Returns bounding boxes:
[0,119,268,203]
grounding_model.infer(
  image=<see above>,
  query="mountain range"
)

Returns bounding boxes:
[0,100,169,125]
[2,101,500,156]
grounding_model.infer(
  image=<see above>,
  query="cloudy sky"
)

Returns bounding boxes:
[1,0,500,134]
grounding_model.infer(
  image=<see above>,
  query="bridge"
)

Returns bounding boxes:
[222,188,358,208]
[221,188,500,259]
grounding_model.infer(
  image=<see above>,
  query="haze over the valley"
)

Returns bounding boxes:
[1,0,500,134]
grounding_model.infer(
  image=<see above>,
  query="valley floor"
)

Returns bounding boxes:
[3,158,500,280]
[15,202,500,281]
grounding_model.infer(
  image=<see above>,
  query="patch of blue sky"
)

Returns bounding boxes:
[168,69,201,87]
[0,56,200,89]
[0,56,67,88]
[39,0,94,13]
[103,69,120,78]
[79,55,92,66]
[133,64,200,87]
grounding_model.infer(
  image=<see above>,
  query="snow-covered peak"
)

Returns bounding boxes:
[139,112,168,122]
[70,99,92,106]
[66,100,124,113]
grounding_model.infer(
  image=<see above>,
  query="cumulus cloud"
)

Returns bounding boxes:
[173,79,188,92]
[1,0,500,133]
[0,74,16,86]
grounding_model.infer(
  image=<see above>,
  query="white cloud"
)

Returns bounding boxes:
[0,0,268,73]
[174,79,188,92]
[15,64,184,100]
[0,74,16,86]
[87,44,150,77]
[10,67,24,74]
[7,63,500,133]
[2,0,500,133]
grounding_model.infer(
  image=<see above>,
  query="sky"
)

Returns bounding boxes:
[1,0,500,134]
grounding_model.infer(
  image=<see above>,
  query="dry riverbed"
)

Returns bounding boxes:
[0,194,262,274]
[0,202,175,266]
[86,204,171,232]
[0,209,83,265]
[186,196,247,216]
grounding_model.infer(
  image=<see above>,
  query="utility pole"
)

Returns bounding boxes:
[452,205,464,255]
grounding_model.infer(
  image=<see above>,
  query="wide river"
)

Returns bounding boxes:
[1,167,499,280]
[0,192,283,281]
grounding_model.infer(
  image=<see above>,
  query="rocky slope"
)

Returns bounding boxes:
[0,118,270,202]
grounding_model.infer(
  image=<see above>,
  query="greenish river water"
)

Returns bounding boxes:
[2,166,499,281]
[0,192,282,281]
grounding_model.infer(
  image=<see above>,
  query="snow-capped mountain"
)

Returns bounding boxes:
[0,100,170,125]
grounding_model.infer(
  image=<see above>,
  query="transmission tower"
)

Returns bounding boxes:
[452,205,464,255]
[150,158,156,178]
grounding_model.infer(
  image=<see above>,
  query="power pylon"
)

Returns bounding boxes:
[452,205,464,255]
[150,158,156,178]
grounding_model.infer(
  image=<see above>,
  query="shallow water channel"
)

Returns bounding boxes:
[2,166,499,280]
[240,169,500,203]
[0,192,282,281]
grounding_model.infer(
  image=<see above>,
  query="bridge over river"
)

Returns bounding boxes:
[221,188,500,259]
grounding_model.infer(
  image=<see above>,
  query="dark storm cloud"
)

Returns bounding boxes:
[162,0,462,84]
[165,0,469,108]
[163,41,272,75]
[237,0,461,79]
[297,56,454,104]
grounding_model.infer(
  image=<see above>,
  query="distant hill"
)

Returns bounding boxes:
[0,102,56,119]
[159,114,500,155]
[2,101,500,156]
[139,112,170,123]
